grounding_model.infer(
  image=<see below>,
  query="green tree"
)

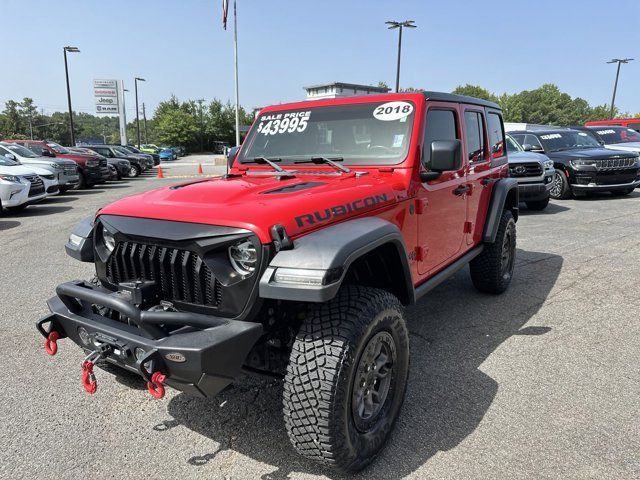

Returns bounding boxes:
[2,100,22,136]
[452,84,498,103]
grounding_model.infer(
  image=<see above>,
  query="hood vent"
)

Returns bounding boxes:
[262,182,325,194]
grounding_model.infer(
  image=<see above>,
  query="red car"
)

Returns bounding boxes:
[38,91,518,471]
[585,118,640,132]
[5,139,110,188]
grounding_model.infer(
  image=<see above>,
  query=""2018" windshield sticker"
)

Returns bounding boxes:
[257,111,311,136]
[373,101,413,121]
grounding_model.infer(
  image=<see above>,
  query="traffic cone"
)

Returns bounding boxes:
[197,163,204,175]
[157,165,164,178]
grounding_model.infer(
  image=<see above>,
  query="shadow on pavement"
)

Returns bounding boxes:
[160,248,563,479]
[11,205,73,217]
[0,220,21,231]
[519,202,570,215]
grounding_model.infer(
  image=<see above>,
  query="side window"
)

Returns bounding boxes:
[26,143,44,155]
[523,134,543,150]
[423,109,458,167]
[464,111,486,162]
[487,112,505,159]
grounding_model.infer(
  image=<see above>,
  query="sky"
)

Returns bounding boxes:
[1,0,639,118]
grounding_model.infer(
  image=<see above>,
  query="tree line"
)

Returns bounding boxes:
[0,95,254,151]
[2,84,638,149]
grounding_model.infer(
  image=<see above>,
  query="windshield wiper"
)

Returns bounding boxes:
[294,156,351,174]
[241,156,285,172]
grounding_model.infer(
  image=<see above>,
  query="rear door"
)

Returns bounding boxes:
[416,103,468,275]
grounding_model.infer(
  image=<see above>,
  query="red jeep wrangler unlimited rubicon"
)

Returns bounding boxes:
[37,92,518,472]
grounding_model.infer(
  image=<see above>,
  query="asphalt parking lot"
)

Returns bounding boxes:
[1,165,639,479]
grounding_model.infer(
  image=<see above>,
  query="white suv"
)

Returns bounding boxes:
[0,157,50,213]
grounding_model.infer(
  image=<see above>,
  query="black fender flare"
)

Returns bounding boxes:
[259,217,414,304]
[483,178,519,243]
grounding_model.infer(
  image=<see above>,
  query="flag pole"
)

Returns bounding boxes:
[233,0,240,147]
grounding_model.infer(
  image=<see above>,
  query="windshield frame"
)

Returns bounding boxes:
[238,100,417,167]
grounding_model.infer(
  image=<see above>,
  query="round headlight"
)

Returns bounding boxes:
[228,240,257,275]
[102,226,116,253]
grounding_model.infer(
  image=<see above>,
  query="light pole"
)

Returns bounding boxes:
[385,20,416,92]
[607,58,634,118]
[63,46,80,145]
[134,77,145,147]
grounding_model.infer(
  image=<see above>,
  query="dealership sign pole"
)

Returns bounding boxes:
[94,79,126,144]
[223,0,241,147]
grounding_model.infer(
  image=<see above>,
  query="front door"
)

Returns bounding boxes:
[417,105,468,275]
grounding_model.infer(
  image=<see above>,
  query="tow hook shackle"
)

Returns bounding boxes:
[147,372,167,400]
[81,360,98,394]
[44,331,60,356]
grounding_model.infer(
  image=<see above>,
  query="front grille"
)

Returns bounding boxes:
[509,162,543,177]
[594,158,638,170]
[23,175,45,197]
[63,164,77,175]
[106,241,222,308]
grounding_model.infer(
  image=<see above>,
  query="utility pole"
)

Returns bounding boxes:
[197,98,205,152]
[63,46,80,145]
[142,103,148,143]
[385,21,417,92]
[134,77,145,147]
[607,58,634,118]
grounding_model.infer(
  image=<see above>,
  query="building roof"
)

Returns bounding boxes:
[304,82,390,93]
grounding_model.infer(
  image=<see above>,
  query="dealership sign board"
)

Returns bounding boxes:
[94,79,119,114]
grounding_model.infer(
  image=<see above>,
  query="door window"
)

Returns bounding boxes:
[487,112,505,159]
[464,111,486,162]
[423,109,458,167]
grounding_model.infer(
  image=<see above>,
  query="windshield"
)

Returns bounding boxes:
[591,127,640,144]
[505,135,523,152]
[113,147,131,156]
[238,101,416,166]
[47,142,69,154]
[1,143,39,158]
[536,131,601,152]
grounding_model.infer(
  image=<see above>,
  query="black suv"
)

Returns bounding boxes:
[85,145,147,178]
[510,129,640,198]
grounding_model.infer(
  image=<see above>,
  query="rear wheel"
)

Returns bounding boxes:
[470,210,516,294]
[283,286,409,472]
[549,171,571,199]
[525,197,550,210]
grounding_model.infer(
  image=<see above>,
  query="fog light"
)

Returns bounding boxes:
[77,327,91,345]
[134,347,146,361]
[69,233,83,247]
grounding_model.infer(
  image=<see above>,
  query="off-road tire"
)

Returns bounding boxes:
[525,197,550,211]
[470,210,516,294]
[283,286,409,472]
[129,164,141,178]
[550,171,571,199]
[610,188,634,196]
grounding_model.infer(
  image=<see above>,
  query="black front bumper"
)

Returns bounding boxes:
[37,280,263,398]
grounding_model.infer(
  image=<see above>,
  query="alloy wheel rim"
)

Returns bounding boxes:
[501,228,515,280]
[351,331,396,432]
[550,172,563,197]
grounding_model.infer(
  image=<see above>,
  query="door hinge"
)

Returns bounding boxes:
[416,245,428,262]
[415,198,428,214]
[464,221,474,234]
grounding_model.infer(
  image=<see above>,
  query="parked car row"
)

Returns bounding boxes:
[506,124,640,203]
[139,143,185,161]
[0,139,158,214]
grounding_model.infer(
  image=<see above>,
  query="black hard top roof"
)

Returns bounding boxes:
[509,128,579,135]
[422,91,501,110]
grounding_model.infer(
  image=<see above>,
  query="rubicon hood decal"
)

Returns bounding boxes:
[295,194,389,227]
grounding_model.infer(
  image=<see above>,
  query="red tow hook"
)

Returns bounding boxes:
[147,372,167,400]
[44,331,60,356]
[81,360,98,394]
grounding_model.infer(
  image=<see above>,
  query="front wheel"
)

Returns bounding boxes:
[549,171,571,199]
[283,286,409,472]
[470,210,516,294]
[128,164,141,178]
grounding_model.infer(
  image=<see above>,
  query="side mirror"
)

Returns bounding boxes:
[420,140,461,182]
[522,144,543,153]
[4,153,16,160]
[41,149,54,157]
[227,146,240,169]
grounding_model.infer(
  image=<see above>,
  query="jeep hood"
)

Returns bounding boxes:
[98,170,405,242]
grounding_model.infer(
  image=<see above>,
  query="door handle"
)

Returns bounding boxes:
[453,184,470,196]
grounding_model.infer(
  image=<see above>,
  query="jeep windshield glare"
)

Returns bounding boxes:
[2,143,40,158]
[47,142,70,154]
[537,131,601,152]
[238,101,416,166]
[592,127,640,144]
